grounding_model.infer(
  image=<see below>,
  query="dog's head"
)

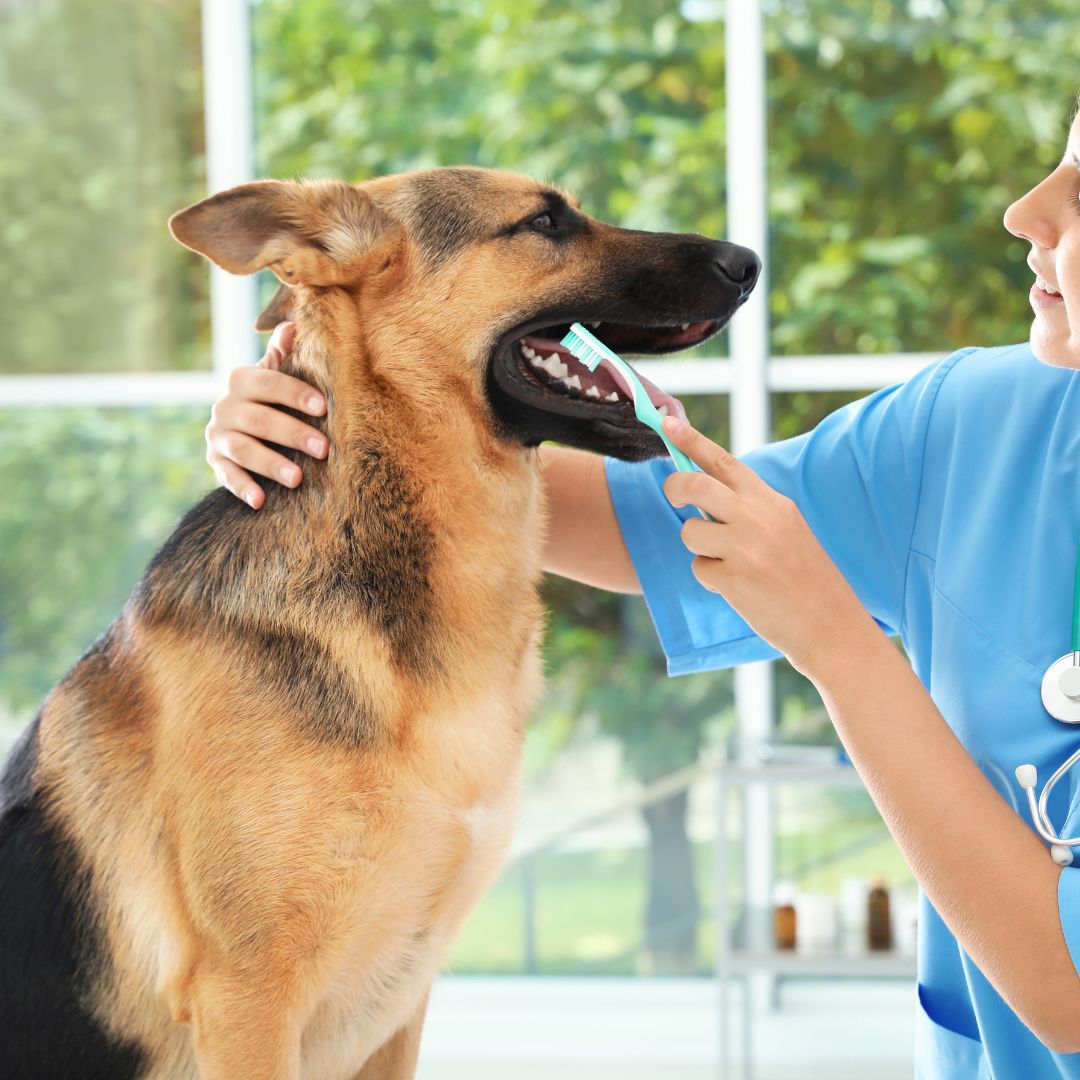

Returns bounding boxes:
[171,168,758,461]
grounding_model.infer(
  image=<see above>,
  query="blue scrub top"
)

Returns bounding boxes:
[605,343,1080,1078]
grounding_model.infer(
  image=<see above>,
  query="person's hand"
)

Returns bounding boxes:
[660,415,872,678]
[205,322,328,509]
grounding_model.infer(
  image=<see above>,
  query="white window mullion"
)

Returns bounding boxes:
[724,0,774,1048]
[0,373,224,409]
[200,0,259,377]
[0,354,944,409]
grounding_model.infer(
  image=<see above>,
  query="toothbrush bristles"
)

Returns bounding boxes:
[561,326,604,372]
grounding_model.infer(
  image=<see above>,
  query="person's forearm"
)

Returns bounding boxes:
[805,608,1080,1050]
[538,445,641,594]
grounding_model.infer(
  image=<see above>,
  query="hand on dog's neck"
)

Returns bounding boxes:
[281,307,534,519]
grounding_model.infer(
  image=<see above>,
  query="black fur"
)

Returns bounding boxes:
[242,621,378,746]
[0,719,144,1080]
[132,441,436,743]
[398,168,571,266]
[324,443,438,680]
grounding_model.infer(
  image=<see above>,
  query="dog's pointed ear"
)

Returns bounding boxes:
[254,283,295,333]
[169,179,394,287]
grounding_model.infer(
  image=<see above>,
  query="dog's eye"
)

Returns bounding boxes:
[530,212,556,231]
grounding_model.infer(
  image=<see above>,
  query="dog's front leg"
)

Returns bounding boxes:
[187,970,303,1080]
[350,988,431,1080]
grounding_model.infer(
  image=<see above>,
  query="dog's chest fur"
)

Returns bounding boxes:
[300,691,532,1079]
[26,429,548,1078]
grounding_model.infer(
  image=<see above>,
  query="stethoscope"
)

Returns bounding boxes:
[1015,538,1080,865]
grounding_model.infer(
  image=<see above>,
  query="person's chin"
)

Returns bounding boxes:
[1030,312,1080,370]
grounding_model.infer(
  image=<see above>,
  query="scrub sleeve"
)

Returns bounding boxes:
[1059,871,1080,980]
[604,349,967,677]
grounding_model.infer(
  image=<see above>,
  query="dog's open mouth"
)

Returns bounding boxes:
[511,319,719,421]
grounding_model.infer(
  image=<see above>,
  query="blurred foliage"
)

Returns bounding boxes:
[765,0,1079,357]
[250,0,1079,361]
[0,409,213,724]
[252,0,730,238]
[0,0,209,375]
[537,574,734,784]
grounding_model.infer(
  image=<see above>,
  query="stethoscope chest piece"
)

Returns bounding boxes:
[1041,653,1080,724]
[1017,653,1080,865]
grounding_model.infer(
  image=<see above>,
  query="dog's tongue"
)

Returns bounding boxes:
[522,335,687,422]
[603,358,688,422]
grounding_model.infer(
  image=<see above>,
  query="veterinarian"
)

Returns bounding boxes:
[205,115,1080,1075]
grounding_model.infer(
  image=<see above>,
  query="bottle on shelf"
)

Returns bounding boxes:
[773,880,797,950]
[840,876,868,951]
[867,878,892,951]
[794,892,837,953]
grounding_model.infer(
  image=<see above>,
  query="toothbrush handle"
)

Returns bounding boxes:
[663,440,696,473]
[662,438,717,522]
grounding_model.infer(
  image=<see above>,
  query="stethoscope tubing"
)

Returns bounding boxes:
[1015,537,1080,862]
[1024,746,1080,847]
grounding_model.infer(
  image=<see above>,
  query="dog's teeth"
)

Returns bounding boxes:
[523,345,537,359]
[606,392,619,402]
[563,375,582,391]
[546,355,569,378]
[681,323,690,331]
[658,404,669,417]
[585,386,601,398]
[589,321,602,328]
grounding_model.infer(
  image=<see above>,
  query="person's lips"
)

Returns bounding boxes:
[1031,276,1064,311]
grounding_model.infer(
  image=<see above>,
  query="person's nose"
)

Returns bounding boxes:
[1004,176,1059,250]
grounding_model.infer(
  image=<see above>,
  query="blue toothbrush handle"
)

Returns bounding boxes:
[661,436,716,522]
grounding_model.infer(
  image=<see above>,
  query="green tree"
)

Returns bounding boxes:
[0,0,208,376]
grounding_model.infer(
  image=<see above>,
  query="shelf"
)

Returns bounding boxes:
[724,949,915,977]
[722,909,915,979]
[715,758,864,788]
[712,753,914,1079]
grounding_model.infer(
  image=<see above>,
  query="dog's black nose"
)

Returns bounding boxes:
[712,244,761,294]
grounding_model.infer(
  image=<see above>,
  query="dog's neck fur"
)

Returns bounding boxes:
[281,299,534,523]
[132,290,545,745]
[249,298,547,716]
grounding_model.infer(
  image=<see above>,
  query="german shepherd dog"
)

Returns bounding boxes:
[0,168,758,1079]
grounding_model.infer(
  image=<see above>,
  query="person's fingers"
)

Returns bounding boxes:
[661,416,757,489]
[208,429,304,488]
[259,321,297,372]
[226,365,326,417]
[212,457,266,509]
[229,402,328,458]
[691,555,728,594]
[663,469,735,520]
[680,516,729,560]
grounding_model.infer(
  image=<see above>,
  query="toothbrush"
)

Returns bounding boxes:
[560,322,714,521]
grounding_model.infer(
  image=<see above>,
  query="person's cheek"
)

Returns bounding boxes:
[1063,232,1080,326]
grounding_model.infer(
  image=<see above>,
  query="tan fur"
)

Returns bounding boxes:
[30,169,568,1080]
